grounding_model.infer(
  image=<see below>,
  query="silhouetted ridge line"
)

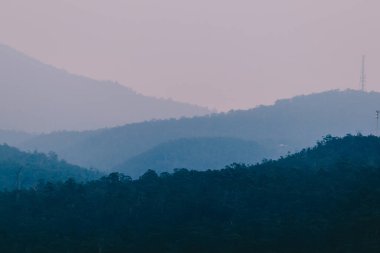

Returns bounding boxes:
[2,135,380,252]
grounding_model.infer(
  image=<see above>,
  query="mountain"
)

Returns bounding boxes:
[20,89,380,170]
[0,144,101,190]
[3,135,380,253]
[0,44,210,133]
[116,137,273,178]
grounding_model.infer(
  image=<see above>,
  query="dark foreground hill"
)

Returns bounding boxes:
[21,89,380,170]
[0,144,100,190]
[116,137,272,178]
[0,44,209,133]
[273,134,380,169]
[3,135,380,252]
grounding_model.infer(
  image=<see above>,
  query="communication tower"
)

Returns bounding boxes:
[376,110,380,135]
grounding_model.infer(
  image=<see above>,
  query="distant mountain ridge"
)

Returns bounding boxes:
[20,89,380,171]
[0,44,210,133]
[0,130,35,146]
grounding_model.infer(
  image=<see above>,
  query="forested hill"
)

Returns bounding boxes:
[0,144,101,190]
[21,89,380,170]
[3,135,380,252]
[116,137,272,178]
[270,134,380,170]
[0,44,209,133]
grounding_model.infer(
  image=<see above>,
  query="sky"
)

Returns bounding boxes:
[0,0,379,111]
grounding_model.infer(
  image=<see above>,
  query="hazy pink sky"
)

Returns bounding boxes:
[0,0,379,111]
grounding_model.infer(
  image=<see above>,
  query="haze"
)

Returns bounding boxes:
[0,0,379,111]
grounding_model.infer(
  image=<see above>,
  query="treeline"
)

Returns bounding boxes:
[1,135,380,252]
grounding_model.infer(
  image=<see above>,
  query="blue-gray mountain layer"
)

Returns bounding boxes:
[20,90,380,172]
[115,137,271,178]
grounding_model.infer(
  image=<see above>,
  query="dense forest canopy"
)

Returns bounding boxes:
[0,144,101,190]
[1,135,380,252]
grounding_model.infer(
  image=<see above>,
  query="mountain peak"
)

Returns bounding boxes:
[0,44,210,133]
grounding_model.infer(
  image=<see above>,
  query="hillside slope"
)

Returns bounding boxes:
[0,144,100,189]
[269,134,380,170]
[116,137,272,178]
[21,90,380,169]
[0,44,209,133]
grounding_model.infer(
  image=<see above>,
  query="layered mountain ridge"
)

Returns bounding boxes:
[20,89,380,172]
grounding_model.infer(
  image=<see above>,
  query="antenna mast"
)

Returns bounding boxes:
[376,110,380,135]
[360,55,366,91]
